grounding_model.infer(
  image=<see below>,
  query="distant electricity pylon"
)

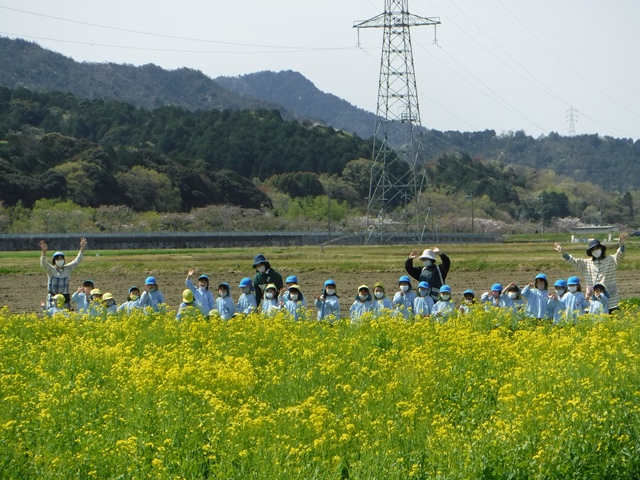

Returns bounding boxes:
[354,1,440,244]
[566,106,578,136]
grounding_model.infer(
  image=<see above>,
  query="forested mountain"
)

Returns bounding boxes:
[0,37,283,114]
[0,87,371,212]
[216,70,377,141]
[2,36,640,194]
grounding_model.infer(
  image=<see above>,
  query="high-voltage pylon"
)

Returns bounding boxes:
[354,1,440,244]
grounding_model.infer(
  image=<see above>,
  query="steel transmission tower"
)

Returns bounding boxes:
[354,1,440,244]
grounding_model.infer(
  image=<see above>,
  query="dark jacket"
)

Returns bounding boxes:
[405,254,451,299]
[253,266,284,306]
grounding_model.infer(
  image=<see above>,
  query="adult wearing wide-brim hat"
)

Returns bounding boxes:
[554,232,628,312]
[405,246,451,302]
[252,253,283,307]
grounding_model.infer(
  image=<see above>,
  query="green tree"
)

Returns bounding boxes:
[116,166,182,212]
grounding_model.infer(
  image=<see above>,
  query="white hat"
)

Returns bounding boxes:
[418,249,436,261]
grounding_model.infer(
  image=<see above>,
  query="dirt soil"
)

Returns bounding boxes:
[4,267,639,315]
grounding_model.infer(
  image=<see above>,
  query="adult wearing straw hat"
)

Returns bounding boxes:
[405,246,451,303]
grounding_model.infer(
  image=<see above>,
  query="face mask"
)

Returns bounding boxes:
[218,290,227,297]
[568,286,578,293]
[266,292,275,299]
[198,286,207,292]
[418,289,428,297]
[508,292,518,299]
[256,265,266,274]
[374,291,384,299]
[423,260,433,267]
[536,282,545,290]
[55,259,65,267]
[440,294,451,301]
[290,293,299,301]
[242,287,251,294]
[130,295,139,301]
[399,285,409,292]
[358,294,368,301]
[107,300,115,307]
[326,288,335,296]
[555,289,564,296]
[592,249,602,259]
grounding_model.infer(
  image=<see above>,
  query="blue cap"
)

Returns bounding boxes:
[463,289,475,295]
[218,282,231,291]
[198,274,209,281]
[535,273,547,281]
[324,279,336,287]
[440,285,451,293]
[567,276,580,285]
[238,277,253,288]
[128,285,140,293]
[398,275,411,284]
[145,276,156,285]
[53,251,65,259]
[286,275,299,284]
[418,281,430,289]
[554,279,567,288]
[491,283,503,292]
[252,254,268,268]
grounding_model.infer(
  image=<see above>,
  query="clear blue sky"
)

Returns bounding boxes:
[0,0,638,139]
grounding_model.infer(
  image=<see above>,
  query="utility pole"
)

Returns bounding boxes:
[354,1,440,244]
[466,193,475,235]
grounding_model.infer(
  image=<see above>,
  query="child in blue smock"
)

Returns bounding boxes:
[237,277,257,315]
[560,276,587,323]
[140,276,165,312]
[185,270,215,316]
[393,275,417,319]
[261,284,280,317]
[118,286,143,314]
[547,279,567,323]
[212,282,235,320]
[481,283,515,310]
[587,283,609,315]
[350,285,373,323]
[176,289,200,321]
[413,281,434,318]
[315,279,340,322]
[432,285,455,320]
[281,284,306,321]
[372,282,393,317]
[521,273,552,320]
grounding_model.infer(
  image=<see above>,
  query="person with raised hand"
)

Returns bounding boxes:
[405,246,450,303]
[185,269,215,316]
[39,237,87,309]
[554,232,628,313]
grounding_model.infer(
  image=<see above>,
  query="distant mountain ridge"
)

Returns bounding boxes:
[0,37,284,113]
[216,70,377,140]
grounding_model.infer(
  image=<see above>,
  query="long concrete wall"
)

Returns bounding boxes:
[0,232,503,251]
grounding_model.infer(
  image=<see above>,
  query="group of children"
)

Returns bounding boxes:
[43,268,610,324]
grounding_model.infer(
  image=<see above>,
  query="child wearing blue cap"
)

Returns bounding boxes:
[547,279,567,323]
[211,282,235,320]
[560,276,586,323]
[140,276,165,312]
[521,274,552,320]
[481,283,515,310]
[433,285,455,319]
[237,277,258,315]
[414,281,434,318]
[185,269,215,316]
[393,275,417,320]
[458,289,476,314]
[315,279,340,322]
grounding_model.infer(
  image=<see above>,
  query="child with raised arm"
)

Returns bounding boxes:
[521,273,552,320]
[185,270,215,316]
[481,283,515,310]
[71,279,94,314]
[587,283,609,315]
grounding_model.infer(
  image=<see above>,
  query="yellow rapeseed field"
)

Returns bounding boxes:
[1,305,640,478]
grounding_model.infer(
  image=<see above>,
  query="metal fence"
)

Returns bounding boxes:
[0,231,503,251]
